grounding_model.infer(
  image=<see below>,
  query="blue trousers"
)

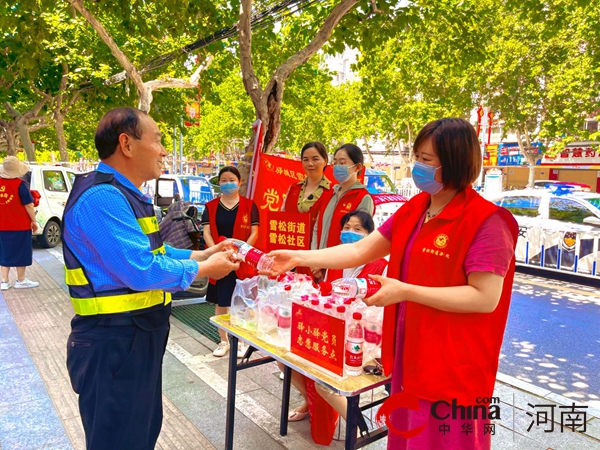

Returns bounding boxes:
[67,319,169,450]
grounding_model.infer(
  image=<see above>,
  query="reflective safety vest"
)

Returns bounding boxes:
[63,171,171,316]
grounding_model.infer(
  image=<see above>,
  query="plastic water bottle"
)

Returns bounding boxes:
[336,305,346,320]
[344,312,364,376]
[310,299,321,312]
[331,278,381,299]
[228,238,274,272]
[323,303,334,316]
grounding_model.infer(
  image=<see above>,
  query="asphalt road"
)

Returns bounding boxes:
[500,273,600,409]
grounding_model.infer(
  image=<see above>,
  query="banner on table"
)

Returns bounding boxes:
[265,211,311,251]
[291,303,345,376]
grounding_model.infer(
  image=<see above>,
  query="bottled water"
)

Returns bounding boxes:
[227,239,274,272]
[344,312,364,376]
[331,278,381,299]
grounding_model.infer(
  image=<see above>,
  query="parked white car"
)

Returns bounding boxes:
[24,165,77,248]
[490,187,600,278]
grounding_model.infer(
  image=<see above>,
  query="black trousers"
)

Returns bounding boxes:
[67,319,170,450]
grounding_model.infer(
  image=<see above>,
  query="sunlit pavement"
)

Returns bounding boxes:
[0,245,598,449]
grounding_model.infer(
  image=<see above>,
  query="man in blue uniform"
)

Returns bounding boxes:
[63,107,239,450]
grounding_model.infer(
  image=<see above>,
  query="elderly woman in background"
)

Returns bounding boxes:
[0,156,40,290]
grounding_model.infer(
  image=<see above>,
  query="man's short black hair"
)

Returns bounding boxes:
[95,107,148,160]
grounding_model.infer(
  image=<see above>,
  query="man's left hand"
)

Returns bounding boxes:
[190,240,235,262]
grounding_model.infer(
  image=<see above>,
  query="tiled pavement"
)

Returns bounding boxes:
[0,248,599,449]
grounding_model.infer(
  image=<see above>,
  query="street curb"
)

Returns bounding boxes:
[497,372,600,420]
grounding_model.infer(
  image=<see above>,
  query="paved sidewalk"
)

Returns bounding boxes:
[0,248,598,449]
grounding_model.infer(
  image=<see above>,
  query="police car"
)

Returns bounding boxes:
[490,186,600,278]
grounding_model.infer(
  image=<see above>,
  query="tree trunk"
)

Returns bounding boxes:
[54,112,69,162]
[16,120,36,161]
[138,86,153,113]
[0,121,17,156]
[363,135,375,163]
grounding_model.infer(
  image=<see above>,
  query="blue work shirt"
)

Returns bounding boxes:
[63,163,198,294]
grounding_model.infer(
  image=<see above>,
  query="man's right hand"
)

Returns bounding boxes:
[196,250,239,280]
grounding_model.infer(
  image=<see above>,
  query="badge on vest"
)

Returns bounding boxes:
[434,234,449,249]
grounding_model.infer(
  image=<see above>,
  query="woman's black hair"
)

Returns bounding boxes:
[218,165,241,181]
[334,143,364,174]
[340,210,375,234]
[301,141,328,162]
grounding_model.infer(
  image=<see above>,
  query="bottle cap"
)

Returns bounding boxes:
[352,312,362,320]
[301,295,309,301]
[343,298,352,305]
[284,285,291,291]
[319,282,332,296]
[337,306,346,313]
[324,303,333,309]
[310,299,320,306]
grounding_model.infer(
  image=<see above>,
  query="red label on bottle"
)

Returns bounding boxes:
[345,343,363,367]
[364,329,381,345]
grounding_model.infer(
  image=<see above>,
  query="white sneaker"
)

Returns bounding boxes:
[279,371,285,380]
[237,343,247,359]
[14,279,39,289]
[213,341,230,357]
[0,281,10,290]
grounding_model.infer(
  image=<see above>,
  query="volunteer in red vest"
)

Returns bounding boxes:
[267,118,518,450]
[0,156,40,291]
[202,166,259,358]
[324,210,388,282]
[282,141,332,274]
[311,143,373,281]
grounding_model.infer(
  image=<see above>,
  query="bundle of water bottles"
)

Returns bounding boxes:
[227,239,383,377]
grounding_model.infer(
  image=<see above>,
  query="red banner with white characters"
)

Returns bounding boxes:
[265,211,311,251]
[291,303,346,376]
[372,194,407,205]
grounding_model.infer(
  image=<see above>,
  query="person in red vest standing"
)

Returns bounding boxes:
[282,141,333,271]
[202,166,259,358]
[267,118,518,450]
[0,156,40,291]
[311,143,373,281]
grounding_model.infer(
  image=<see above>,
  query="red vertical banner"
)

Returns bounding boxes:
[476,105,484,137]
[291,303,346,376]
[487,111,495,144]
[247,120,264,199]
[250,154,307,251]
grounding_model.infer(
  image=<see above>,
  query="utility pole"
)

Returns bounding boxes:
[172,127,177,175]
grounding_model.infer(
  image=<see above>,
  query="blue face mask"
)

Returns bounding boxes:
[333,164,356,183]
[340,230,366,244]
[220,182,239,195]
[412,161,443,195]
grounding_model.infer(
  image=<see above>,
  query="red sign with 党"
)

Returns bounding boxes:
[265,211,311,251]
[291,303,346,376]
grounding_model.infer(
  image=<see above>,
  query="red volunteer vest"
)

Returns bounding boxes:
[284,181,333,277]
[316,188,372,249]
[0,178,32,231]
[283,180,333,246]
[206,196,257,280]
[381,187,518,404]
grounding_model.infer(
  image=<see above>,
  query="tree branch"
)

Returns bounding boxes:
[269,0,360,86]
[239,0,264,108]
[67,0,145,94]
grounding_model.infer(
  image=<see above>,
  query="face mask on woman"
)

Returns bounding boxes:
[333,164,356,183]
[340,230,367,244]
[220,182,239,195]
[412,161,443,195]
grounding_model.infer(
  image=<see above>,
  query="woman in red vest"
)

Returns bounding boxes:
[202,166,259,358]
[282,141,332,276]
[0,156,40,291]
[311,143,374,280]
[268,118,518,450]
